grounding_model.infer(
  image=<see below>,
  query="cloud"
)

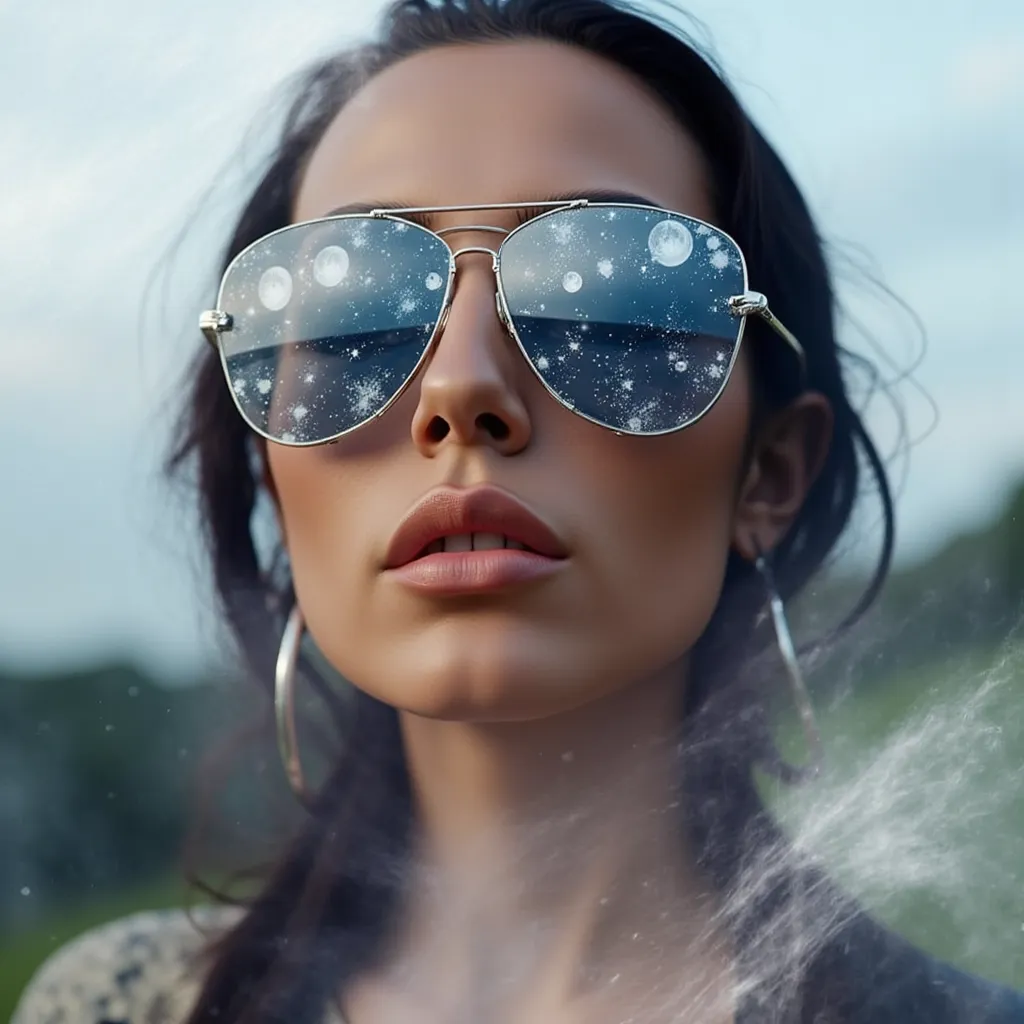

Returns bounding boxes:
[949,36,1024,111]
[790,68,1024,525]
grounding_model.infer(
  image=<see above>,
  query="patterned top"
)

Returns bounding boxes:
[12,907,343,1024]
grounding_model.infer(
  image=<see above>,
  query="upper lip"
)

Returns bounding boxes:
[384,486,568,568]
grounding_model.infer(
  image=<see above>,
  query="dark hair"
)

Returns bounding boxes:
[170,1,895,1020]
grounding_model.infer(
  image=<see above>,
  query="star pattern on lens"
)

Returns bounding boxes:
[219,217,449,443]
[349,376,386,417]
[499,205,742,433]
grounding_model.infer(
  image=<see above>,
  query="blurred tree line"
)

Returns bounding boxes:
[1,478,1022,937]
[0,660,300,937]
[810,477,1024,692]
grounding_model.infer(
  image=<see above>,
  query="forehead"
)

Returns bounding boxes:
[294,40,713,225]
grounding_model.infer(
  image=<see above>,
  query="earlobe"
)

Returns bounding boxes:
[731,392,833,562]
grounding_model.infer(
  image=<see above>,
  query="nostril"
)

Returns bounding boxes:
[477,412,510,440]
[426,416,450,443]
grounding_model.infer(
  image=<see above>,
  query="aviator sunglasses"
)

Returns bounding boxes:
[200,199,806,444]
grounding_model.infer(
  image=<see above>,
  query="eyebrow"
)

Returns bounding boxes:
[319,189,662,227]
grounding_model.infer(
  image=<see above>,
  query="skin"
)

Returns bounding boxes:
[267,40,831,1024]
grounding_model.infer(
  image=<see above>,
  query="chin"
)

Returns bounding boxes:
[355,654,607,724]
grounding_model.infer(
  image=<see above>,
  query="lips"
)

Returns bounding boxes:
[384,486,568,569]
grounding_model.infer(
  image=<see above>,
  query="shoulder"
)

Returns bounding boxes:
[806,907,1024,1023]
[11,905,244,1024]
[923,956,1024,1023]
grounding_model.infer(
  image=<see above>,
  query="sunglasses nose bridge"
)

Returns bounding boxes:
[443,245,505,329]
[449,244,499,271]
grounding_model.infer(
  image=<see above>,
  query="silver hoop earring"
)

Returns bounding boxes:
[275,604,310,802]
[754,552,824,780]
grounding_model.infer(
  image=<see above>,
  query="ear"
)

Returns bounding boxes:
[732,392,833,560]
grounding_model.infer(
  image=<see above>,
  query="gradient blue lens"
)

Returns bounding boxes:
[217,216,450,443]
[498,206,745,434]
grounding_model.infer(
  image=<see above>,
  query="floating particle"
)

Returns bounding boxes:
[313,246,350,287]
[648,219,694,267]
[562,271,583,293]
[258,266,292,310]
[350,378,385,416]
[552,219,573,244]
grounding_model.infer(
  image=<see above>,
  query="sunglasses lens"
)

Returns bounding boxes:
[217,217,450,443]
[499,206,745,433]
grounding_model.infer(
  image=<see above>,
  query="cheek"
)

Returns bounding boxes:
[568,370,751,665]
[265,444,378,639]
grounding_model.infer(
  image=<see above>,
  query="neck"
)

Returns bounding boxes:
[348,667,737,1024]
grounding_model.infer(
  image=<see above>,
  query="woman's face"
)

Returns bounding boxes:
[267,41,785,722]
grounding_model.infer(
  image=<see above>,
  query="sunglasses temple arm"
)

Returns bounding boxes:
[754,306,808,383]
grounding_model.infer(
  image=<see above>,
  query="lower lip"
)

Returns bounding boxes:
[387,549,566,594]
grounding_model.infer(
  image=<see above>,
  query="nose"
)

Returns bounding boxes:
[410,249,532,456]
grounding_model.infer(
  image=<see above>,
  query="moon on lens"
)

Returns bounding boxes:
[562,271,583,293]
[258,266,293,310]
[647,219,694,267]
[425,271,443,290]
[313,246,350,287]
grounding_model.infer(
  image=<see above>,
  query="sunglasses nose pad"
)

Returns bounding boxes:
[494,291,509,327]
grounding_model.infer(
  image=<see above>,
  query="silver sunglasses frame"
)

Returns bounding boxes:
[200,199,807,446]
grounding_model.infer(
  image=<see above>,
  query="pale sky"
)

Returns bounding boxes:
[2,0,1022,677]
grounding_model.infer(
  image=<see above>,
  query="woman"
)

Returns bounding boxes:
[14,1,1024,1021]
